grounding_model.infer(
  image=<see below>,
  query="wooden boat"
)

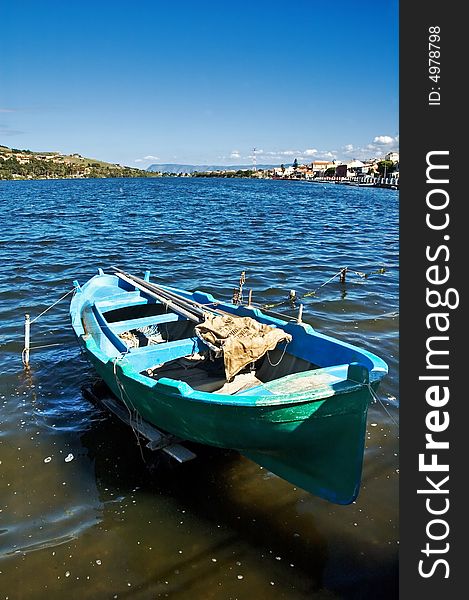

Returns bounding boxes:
[70,268,388,504]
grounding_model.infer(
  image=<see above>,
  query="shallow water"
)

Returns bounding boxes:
[0,178,398,598]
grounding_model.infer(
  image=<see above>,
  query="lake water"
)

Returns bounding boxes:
[0,178,398,599]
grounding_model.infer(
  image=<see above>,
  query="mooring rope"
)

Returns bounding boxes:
[112,352,147,461]
[303,267,347,298]
[368,383,399,427]
[261,266,386,310]
[30,288,75,324]
[21,348,29,366]
[21,287,76,366]
[28,343,63,350]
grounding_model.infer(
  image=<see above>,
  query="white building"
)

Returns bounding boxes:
[385,151,399,163]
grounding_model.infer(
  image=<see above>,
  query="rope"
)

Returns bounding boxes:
[29,343,63,350]
[349,268,386,279]
[262,268,345,309]
[30,288,75,324]
[21,348,29,367]
[368,383,399,427]
[255,306,300,321]
[266,340,290,367]
[261,266,386,310]
[303,268,347,298]
[112,352,147,461]
[19,287,76,365]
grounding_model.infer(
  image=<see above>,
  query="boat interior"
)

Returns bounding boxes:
[76,270,377,399]
[99,300,320,395]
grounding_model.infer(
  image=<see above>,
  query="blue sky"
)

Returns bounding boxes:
[1,1,398,167]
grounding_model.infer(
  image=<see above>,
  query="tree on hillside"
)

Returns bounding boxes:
[293,158,298,171]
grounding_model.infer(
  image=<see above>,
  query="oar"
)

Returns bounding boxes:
[114,271,202,323]
[113,269,209,319]
[111,267,232,319]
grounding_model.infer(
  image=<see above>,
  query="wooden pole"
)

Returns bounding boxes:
[248,289,253,307]
[238,271,246,304]
[23,314,31,367]
[297,304,304,323]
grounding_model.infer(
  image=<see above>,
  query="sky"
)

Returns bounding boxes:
[1,0,399,168]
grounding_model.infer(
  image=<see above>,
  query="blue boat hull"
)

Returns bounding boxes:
[70,270,388,504]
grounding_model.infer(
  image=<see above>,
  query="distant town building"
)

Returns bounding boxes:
[311,160,336,176]
[385,151,399,163]
[347,159,366,176]
[335,164,348,178]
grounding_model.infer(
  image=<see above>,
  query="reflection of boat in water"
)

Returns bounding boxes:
[70,268,388,504]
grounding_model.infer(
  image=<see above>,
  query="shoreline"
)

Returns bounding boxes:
[1,174,399,188]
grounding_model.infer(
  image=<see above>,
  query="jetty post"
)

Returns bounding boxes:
[297,304,304,323]
[23,313,31,367]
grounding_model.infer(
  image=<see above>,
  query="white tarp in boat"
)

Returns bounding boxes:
[195,313,292,381]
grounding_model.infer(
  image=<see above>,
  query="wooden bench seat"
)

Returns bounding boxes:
[111,312,180,334]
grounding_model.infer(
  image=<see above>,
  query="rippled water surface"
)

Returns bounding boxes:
[0,178,398,599]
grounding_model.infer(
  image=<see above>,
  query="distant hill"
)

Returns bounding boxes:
[0,145,159,180]
[0,145,288,180]
[147,163,284,174]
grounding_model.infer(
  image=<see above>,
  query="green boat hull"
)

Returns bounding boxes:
[86,348,371,505]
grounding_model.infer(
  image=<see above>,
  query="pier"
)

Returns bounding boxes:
[310,175,399,189]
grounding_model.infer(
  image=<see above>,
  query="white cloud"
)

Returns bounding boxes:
[249,148,334,162]
[222,135,398,166]
[373,135,395,145]
[134,155,159,163]
[259,150,294,157]
[337,135,399,161]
